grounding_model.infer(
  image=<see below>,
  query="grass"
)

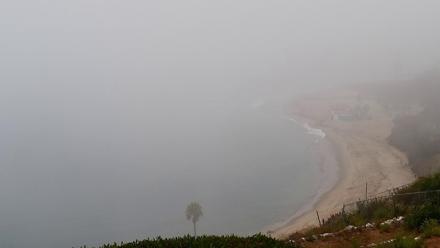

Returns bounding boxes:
[401,173,440,193]
[290,173,440,247]
[95,173,440,248]
[379,223,392,233]
[97,234,298,248]
[405,202,440,229]
[377,236,423,248]
[421,219,440,238]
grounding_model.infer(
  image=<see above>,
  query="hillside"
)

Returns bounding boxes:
[361,71,440,176]
[96,235,297,248]
[288,173,440,248]
[95,174,440,248]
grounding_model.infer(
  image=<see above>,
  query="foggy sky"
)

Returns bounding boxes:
[2,0,440,87]
[1,1,440,247]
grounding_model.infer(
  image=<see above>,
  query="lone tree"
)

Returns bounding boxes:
[185,201,203,237]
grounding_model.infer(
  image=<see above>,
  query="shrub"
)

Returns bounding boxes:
[99,234,298,248]
[373,205,394,220]
[391,236,422,248]
[376,236,422,248]
[379,223,392,233]
[348,213,366,227]
[350,238,361,248]
[406,202,440,229]
[421,219,440,238]
[403,173,440,192]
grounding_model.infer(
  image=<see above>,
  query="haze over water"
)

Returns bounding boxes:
[0,83,321,247]
[1,1,440,247]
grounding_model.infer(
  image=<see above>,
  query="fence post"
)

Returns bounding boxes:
[392,195,396,217]
[365,182,368,202]
[342,204,347,224]
[316,210,322,227]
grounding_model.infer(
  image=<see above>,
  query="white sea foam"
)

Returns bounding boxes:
[303,123,326,139]
[286,116,326,139]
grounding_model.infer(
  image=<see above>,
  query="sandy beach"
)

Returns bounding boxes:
[271,90,416,239]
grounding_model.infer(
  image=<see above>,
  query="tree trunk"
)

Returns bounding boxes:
[193,221,197,238]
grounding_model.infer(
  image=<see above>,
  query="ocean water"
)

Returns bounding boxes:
[0,83,323,247]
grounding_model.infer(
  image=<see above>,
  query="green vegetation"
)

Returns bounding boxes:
[402,173,440,192]
[98,234,297,248]
[377,236,423,248]
[349,239,361,248]
[321,174,440,233]
[303,198,397,237]
[95,173,440,248]
[379,223,392,233]
[405,202,440,229]
[293,173,440,246]
[421,219,440,238]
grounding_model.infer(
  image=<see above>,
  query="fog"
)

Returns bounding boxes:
[1,1,440,247]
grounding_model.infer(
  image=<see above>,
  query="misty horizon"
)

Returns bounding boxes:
[1,1,440,247]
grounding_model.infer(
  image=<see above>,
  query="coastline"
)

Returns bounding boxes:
[268,90,416,239]
[263,133,339,235]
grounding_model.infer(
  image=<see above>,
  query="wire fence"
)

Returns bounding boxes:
[345,189,440,214]
[317,184,440,227]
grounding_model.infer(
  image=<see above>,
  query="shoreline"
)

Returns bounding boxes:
[263,117,341,237]
[263,131,340,234]
[268,90,416,239]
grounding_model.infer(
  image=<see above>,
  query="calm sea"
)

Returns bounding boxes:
[0,83,322,247]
